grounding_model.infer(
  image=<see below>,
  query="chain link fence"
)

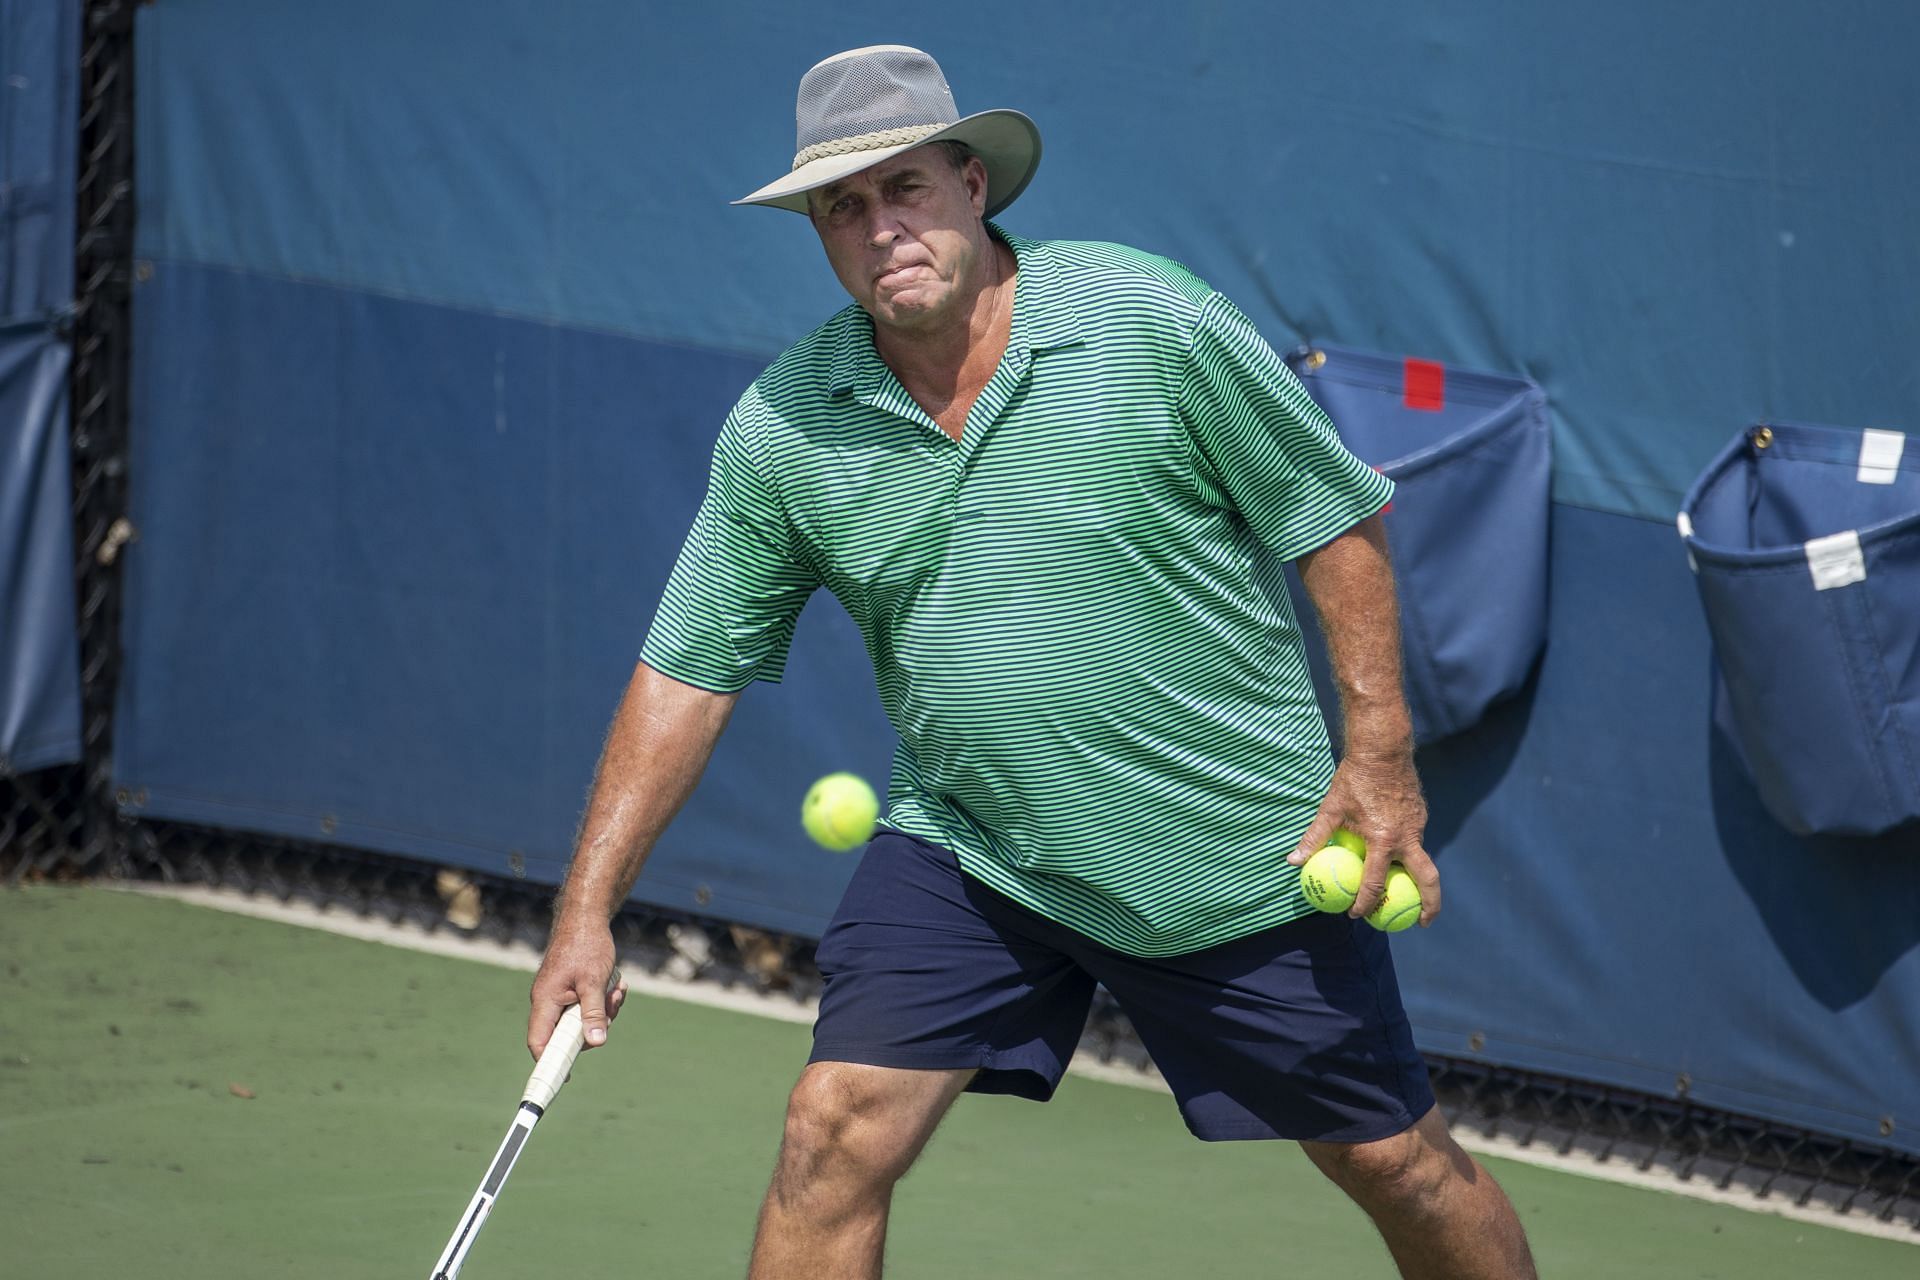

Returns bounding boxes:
[2,0,1914,1235]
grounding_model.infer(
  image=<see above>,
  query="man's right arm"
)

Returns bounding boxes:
[526,659,739,1058]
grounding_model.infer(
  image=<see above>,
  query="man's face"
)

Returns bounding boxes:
[808,147,992,333]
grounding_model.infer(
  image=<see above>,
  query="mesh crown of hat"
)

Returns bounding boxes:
[792,46,960,167]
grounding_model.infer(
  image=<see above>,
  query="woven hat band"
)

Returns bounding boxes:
[792,123,949,171]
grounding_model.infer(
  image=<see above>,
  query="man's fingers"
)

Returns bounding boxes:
[1348,846,1393,919]
[1399,844,1443,926]
[578,981,610,1048]
[526,988,567,1061]
[1287,806,1345,866]
[526,967,616,1059]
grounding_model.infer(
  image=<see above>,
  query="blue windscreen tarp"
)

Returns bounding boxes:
[0,0,82,773]
[116,1,1920,1156]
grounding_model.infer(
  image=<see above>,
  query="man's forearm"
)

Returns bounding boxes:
[553,661,739,928]
[1295,514,1413,759]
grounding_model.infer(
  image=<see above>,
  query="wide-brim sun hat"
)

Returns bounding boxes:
[735,45,1041,218]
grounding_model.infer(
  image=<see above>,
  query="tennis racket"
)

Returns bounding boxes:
[428,969,622,1279]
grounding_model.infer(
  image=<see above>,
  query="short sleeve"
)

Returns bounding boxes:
[640,408,819,692]
[1179,292,1394,560]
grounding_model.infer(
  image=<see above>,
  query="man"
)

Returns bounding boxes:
[530,45,1536,1279]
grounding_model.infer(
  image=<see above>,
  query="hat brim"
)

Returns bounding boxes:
[733,109,1041,218]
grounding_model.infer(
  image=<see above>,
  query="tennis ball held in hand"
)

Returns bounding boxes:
[1365,864,1422,933]
[801,773,878,852]
[1300,845,1365,913]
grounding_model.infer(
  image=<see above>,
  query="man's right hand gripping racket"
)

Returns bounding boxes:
[429,971,621,1279]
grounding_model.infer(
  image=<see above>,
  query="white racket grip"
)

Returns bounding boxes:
[522,968,620,1110]
[522,1006,583,1109]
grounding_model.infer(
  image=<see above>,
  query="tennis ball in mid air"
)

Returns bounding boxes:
[801,773,878,852]
[1329,826,1367,856]
[1365,864,1422,933]
[1300,845,1365,913]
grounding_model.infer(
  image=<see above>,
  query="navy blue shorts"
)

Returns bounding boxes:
[810,831,1436,1143]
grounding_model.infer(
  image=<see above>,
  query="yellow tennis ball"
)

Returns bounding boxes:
[1329,826,1367,855]
[1365,864,1422,933]
[1300,845,1365,913]
[801,773,878,852]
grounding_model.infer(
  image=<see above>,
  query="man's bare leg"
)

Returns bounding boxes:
[1300,1106,1537,1280]
[748,1061,975,1280]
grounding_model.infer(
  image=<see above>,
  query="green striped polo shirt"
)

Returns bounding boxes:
[642,225,1393,956]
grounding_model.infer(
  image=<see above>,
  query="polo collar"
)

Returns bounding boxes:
[826,223,1084,401]
[998,225,1083,354]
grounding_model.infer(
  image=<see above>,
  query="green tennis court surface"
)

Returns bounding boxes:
[2,887,1911,1277]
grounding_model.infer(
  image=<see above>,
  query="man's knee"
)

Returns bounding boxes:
[1305,1112,1466,1211]
[775,1065,924,1195]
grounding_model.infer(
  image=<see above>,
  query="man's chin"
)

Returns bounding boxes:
[872,296,948,330]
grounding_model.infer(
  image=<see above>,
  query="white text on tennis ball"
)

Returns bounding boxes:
[801,773,878,852]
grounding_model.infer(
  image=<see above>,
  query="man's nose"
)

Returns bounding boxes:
[865,208,902,248]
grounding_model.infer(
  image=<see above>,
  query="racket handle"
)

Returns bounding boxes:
[522,968,620,1110]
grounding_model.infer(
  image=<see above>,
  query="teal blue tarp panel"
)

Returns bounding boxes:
[1682,423,1920,836]
[1,0,81,772]
[1283,344,1550,743]
[131,0,1920,520]
[2,0,76,320]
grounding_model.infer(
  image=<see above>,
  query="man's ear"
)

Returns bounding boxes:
[966,156,991,215]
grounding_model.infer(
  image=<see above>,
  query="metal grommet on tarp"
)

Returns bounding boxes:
[1283,343,1553,745]
[1678,420,1920,836]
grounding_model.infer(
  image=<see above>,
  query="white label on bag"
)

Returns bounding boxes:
[1805,530,1866,590]
[1676,512,1697,571]
[1857,429,1905,484]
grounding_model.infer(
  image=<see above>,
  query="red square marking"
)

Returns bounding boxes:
[1403,358,1445,411]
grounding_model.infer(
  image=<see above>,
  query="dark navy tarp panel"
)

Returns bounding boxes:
[1,0,77,323]
[1681,423,1920,837]
[133,0,1920,521]
[1,332,81,772]
[115,264,891,936]
[1400,504,1920,1156]
[1,0,82,773]
[1282,344,1549,743]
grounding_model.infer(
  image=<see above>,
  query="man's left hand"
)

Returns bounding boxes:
[1286,751,1439,926]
